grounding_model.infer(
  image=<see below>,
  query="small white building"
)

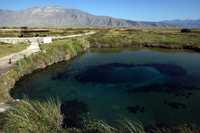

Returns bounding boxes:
[42,37,52,44]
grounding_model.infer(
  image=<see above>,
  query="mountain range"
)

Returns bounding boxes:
[162,19,200,28]
[0,6,199,28]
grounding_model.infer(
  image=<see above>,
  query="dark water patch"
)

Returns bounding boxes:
[75,63,187,84]
[127,78,198,97]
[127,105,145,114]
[51,72,69,81]
[61,99,89,128]
[164,100,187,110]
[146,64,187,77]
[51,72,66,80]
[174,92,193,99]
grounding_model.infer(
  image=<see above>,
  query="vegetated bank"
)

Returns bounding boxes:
[3,99,200,133]
[88,29,200,51]
[0,37,89,102]
[1,28,200,102]
[4,99,147,133]
[1,28,200,133]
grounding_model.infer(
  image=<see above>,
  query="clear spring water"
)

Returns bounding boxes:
[11,48,200,125]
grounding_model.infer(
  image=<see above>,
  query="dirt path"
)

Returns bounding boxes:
[52,31,95,39]
[0,41,40,75]
[0,31,95,76]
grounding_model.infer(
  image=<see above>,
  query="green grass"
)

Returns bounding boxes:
[0,28,94,37]
[0,43,28,58]
[3,99,146,133]
[88,29,200,48]
[2,99,199,133]
[3,99,63,133]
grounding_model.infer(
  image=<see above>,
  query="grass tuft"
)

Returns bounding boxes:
[3,99,63,133]
[3,99,146,133]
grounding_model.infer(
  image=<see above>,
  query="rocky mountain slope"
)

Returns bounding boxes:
[0,6,172,27]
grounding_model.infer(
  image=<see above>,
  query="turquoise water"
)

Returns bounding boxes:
[11,48,200,125]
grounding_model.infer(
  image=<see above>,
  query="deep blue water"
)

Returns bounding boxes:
[11,48,200,125]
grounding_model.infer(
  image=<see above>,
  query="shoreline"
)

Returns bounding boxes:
[91,42,200,52]
[1,43,200,103]
[0,30,200,103]
[0,37,90,103]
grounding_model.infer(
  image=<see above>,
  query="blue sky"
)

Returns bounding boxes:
[0,0,200,21]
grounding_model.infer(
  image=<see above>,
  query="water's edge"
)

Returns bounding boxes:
[1,39,200,103]
[0,38,90,102]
